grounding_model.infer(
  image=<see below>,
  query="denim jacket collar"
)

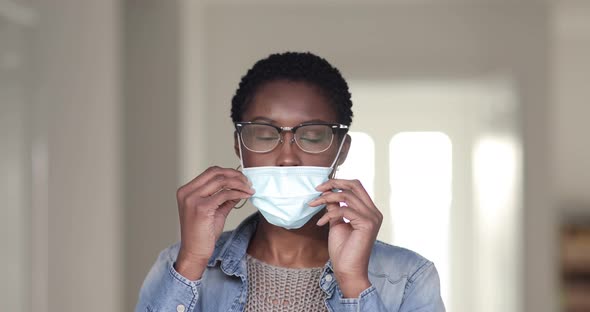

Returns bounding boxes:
[206,212,258,275]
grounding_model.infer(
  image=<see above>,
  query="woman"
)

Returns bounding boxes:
[136,52,445,312]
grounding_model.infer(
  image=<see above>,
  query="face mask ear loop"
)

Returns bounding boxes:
[329,134,348,177]
[237,133,246,169]
[233,133,248,209]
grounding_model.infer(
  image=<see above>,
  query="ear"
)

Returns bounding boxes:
[336,134,352,167]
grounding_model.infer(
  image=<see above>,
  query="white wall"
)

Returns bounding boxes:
[35,1,123,311]
[553,0,590,213]
[0,9,32,311]
[123,1,183,310]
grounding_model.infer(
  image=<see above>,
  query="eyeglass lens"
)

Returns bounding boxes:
[240,124,334,153]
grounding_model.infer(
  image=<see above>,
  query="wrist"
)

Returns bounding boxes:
[334,272,371,298]
[174,249,209,281]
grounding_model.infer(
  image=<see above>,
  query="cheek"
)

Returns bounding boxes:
[241,152,272,167]
[309,155,337,167]
[323,142,342,163]
[241,148,288,167]
[241,150,336,167]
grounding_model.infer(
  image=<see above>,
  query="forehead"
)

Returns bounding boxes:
[242,80,338,125]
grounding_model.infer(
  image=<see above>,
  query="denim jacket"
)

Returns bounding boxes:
[136,213,445,312]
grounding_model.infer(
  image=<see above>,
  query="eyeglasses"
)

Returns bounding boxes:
[234,122,349,154]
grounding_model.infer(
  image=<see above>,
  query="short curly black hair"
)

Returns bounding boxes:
[231,52,353,126]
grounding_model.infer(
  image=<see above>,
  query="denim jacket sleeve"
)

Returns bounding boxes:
[325,261,445,312]
[135,244,203,312]
[325,284,388,311]
[398,261,445,312]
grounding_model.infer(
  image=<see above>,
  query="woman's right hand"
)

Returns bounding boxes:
[174,166,254,280]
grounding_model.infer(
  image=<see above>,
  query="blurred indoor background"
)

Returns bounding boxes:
[1,0,589,311]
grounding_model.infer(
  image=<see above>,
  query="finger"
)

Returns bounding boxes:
[316,179,375,208]
[324,200,342,212]
[309,190,369,214]
[197,174,254,197]
[180,188,247,214]
[323,202,347,227]
[217,197,241,218]
[317,206,365,227]
[204,189,252,210]
[324,197,352,224]
[179,166,249,196]
[314,187,383,226]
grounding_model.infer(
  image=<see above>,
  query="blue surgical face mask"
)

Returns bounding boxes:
[242,166,331,229]
[238,136,346,230]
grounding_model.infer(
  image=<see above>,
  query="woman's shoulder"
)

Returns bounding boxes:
[369,240,434,281]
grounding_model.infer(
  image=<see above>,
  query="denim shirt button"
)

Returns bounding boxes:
[176,304,185,312]
[325,274,333,282]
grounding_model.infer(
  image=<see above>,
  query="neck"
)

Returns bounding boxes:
[247,211,329,268]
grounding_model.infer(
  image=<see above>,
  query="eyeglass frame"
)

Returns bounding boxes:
[234,121,349,154]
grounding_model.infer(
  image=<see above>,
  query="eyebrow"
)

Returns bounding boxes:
[250,117,275,123]
[249,117,333,124]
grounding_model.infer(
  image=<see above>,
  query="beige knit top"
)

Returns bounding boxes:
[245,254,328,312]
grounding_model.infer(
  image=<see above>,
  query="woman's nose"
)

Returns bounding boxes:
[276,132,301,166]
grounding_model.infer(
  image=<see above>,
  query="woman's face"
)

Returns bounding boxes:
[235,80,350,168]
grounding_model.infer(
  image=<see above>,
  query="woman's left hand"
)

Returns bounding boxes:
[308,179,383,298]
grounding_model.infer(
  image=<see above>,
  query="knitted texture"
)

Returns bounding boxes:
[245,254,328,311]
